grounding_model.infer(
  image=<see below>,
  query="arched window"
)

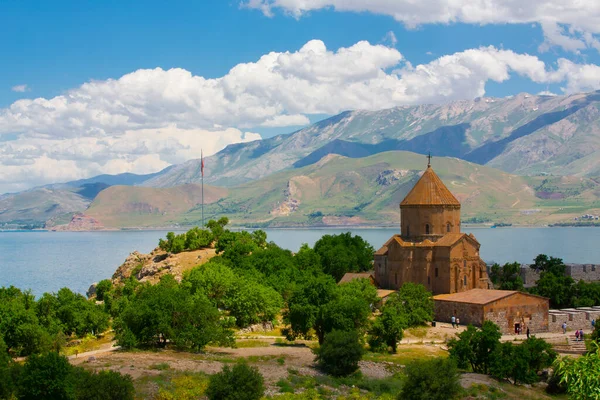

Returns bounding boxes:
[463,275,467,286]
[425,224,430,234]
[447,223,451,232]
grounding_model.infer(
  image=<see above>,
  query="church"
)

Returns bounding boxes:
[374,158,490,295]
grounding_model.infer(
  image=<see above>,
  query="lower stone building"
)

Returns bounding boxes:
[434,289,549,334]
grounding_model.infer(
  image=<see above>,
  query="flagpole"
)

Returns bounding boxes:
[201,149,204,227]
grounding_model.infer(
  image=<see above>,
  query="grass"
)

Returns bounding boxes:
[363,345,448,365]
[61,332,114,357]
[149,362,171,371]
[235,340,271,348]
[136,371,210,400]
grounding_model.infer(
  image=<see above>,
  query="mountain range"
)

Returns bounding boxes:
[3,91,600,229]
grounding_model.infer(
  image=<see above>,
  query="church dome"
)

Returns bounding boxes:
[401,165,460,207]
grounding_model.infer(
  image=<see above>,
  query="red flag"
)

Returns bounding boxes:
[201,150,204,177]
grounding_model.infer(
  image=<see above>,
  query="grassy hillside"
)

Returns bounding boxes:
[86,152,600,228]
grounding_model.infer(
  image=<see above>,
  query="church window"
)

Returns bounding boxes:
[425,224,430,234]
[463,276,467,286]
[435,268,439,278]
[463,260,467,268]
[447,223,451,232]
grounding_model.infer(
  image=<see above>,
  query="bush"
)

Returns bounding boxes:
[95,280,112,302]
[448,321,501,374]
[18,352,75,400]
[399,358,461,400]
[206,363,264,400]
[315,330,364,377]
[73,369,135,400]
[491,338,557,384]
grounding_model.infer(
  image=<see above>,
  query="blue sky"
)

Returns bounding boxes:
[1,0,600,192]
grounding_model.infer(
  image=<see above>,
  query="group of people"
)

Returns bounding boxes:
[574,329,585,341]
[450,315,460,328]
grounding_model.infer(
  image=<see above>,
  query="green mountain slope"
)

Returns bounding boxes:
[86,152,600,228]
[143,92,600,189]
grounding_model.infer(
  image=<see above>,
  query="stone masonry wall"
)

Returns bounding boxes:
[434,301,483,327]
[516,264,600,287]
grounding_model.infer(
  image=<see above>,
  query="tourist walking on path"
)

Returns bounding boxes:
[562,322,567,334]
[456,318,460,328]
[579,330,584,341]
[526,327,530,339]
[575,329,580,341]
[592,319,596,329]
[451,315,456,328]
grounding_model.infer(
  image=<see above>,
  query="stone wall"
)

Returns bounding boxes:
[513,264,600,287]
[434,301,483,327]
[548,307,600,332]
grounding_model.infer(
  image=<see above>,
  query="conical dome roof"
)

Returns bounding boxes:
[400,166,460,206]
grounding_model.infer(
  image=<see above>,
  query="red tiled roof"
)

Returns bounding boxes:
[338,272,376,285]
[434,289,519,305]
[400,166,460,206]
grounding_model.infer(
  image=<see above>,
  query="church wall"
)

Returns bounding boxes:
[482,293,549,334]
[400,205,461,238]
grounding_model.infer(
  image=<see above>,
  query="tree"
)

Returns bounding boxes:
[19,352,75,400]
[183,260,236,309]
[226,280,282,328]
[206,363,264,400]
[313,233,374,281]
[448,321,501,374]
[554,342,600,400]
[391,283,434,327]
[368,305,407,353]
[490,262,524,291]
[491,338,557,385]
[95,280,113,302]
[315,329,364,377]
[115,275,234,350]
[399,358,461,400]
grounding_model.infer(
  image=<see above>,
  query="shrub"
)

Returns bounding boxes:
[206,363,264,400]
[315,330,364,377]
[491,338,557,384]
[19,352,75,400]
[399,358,461,400]
[73,369,135,400]
[448,321,501,374]
[95,280,113,302]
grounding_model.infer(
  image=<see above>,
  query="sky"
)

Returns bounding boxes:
[2,0,600,193]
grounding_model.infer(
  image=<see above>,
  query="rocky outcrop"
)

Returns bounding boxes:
[51,213,105,231]
[111,246,217,285]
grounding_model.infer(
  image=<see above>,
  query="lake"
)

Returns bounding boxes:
[1,227,600,297]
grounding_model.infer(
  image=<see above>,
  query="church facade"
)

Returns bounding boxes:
[374,161,490,295]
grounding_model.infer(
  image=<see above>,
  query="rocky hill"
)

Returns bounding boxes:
[111,246,217,285]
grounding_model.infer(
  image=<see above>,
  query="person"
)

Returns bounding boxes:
[526,327,530,339]
[579,330,584,341]
[575,329,580,341]
[456,317,460,328]
[592,319,596,329]
[562,321,567,334]
[451,315,456,328]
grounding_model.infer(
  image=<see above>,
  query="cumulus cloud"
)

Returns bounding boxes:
[382,31,398,47]
[243,0,600,53]
[2,39,600,192]
[11,84,29,93]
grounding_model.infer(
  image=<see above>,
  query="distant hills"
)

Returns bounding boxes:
[3,91,600,229]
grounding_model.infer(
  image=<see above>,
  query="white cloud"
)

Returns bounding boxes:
[244,0,600,53]
[11,84,29,93]
[1,39,600,192]
[382,31,397,47]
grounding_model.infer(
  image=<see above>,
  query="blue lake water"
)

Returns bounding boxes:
[1,227,600,297]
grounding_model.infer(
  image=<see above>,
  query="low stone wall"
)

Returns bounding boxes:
[548,308,599,332]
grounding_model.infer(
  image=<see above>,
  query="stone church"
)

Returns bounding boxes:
[374,160,490,295]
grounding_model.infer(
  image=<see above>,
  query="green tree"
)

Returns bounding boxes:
[19,352,75,400]
[490,262,524,291]
[94,280,113,302]
[554,342,600,400]
[448,321,502,374]
[391,283,434,327]
[206,363,264,400]
[226,280,282,328]
[183,260,236,309]
[115,275,234,350]
[314,329,364,377]
[313,233,374,281]
[491,338,556,384]
[368,305,407,353]
[206,217,229,241]
[399,358,461,400]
